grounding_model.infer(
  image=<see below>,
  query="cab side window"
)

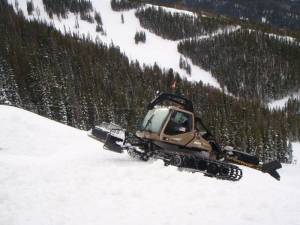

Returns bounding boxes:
[164,111,192,135]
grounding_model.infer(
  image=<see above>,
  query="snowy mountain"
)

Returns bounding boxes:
[4,0,300,106]
[1,7,299,225]
[6,0,220,87]
[0,105,300,225]
[4,0,298,108]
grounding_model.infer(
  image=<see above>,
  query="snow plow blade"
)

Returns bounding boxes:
[261,160,282,180]
[103,132,124,154]
[89,122,124,141]
[88,122,126,153]
[89,125,110,142]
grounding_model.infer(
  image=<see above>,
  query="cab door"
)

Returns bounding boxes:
[160,109,195,146]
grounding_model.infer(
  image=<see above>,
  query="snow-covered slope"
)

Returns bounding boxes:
[144,4,197,17]
[7,0,221,87]
[268,92,300,110]
[0,105,300,225]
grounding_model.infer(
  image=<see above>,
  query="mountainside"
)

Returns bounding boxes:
[131,3,300,101]
[1,2,300,223]
[1,0,300,162]
[149,0,300,31]
[4,0,300,104]
[178,29,300,101]
[5,0,219,86]
[0,105,300,225]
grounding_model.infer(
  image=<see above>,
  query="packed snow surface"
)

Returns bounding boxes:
[0,105,300,225]
[7,0,221,87]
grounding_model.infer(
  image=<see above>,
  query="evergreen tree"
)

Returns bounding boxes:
[134,31,146,44]
[26,0,34,15]
[121,14,124,24]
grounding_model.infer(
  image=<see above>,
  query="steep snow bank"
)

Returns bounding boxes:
[0,105,300,225]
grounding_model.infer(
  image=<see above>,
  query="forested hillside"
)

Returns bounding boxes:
[148,0,300,31]
[178,29,300,101]
[134,5,300,101]
[135,6,232,40]
[42,0,93,18]
[111,0,141,11]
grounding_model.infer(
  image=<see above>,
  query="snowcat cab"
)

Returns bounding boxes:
[136,93,219,159]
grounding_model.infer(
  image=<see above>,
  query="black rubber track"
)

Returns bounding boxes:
[166,154,243,181]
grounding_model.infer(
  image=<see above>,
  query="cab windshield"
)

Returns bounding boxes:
[140,108,170,133]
